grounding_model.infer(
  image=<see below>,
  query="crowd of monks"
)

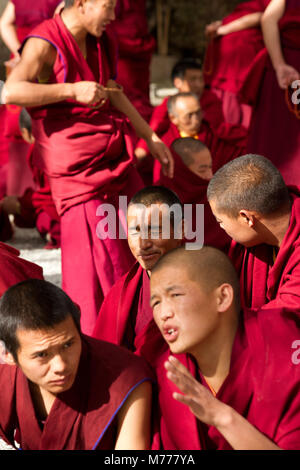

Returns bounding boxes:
[0,0,299,451]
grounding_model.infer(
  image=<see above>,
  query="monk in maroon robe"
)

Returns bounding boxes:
[0,242,43,297]
[4,1,173,335]
[243,0,300,186]
[153,92,247,184]
[93,186,184,350]
[207,154,300,310]
[156,138,230,252]
[203,0,270,127]
[137,246,300,450]
[0,279,153,450]
[110,0,155,123]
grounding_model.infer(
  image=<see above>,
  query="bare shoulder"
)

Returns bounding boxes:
[7,37,57,83]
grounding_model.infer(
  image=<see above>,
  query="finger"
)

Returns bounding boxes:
[166,356,195,379]
[166,369,201,397]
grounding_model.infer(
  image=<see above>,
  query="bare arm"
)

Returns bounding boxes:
[0,1,20,56]
[261,0,299,88]
[165,356,281,450]
[115,380,152,450]
[4,37,108,107]
[107,80,174,178]
[217,12,263,36]
[205,12,262,40]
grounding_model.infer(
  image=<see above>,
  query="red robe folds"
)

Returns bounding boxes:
[203,0,270,126]
[137,308,300,450]
[23,15,144,334]
[156,148,230,252]
[0,335,153,450]
[93,262,153,351]
[229,189,300,309]
[0,242,43,297]
[243,0,300,186]
[111,0,155,122]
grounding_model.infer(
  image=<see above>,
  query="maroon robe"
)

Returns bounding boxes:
[243,0,300,186]
[0,335,153,450]
[203,0,270,126]
[153,120,247,183]
[156,148,230,252]
[0,208,13,242]
[22,15,144,334]
[111,0,155,122]
[93,262,153,351]
[229,189,300,309]
[136,307,300,450]
[0,242,43,297]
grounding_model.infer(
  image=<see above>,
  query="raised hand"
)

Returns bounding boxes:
[165,356,227,427]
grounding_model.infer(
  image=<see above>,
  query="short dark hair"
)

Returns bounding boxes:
[128,186,183,227]
[0,279,81,361]
[171,58,202,83]
[167,92,199,116]
[63,0,75,7]
[207,154,291,217]
[172,138,209,167]
[19,108,32,134]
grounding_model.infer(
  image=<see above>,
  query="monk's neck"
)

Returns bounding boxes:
[29,382,56,421]
[191,316,239,394]
[260,209,291,248]
[60,9,88,50]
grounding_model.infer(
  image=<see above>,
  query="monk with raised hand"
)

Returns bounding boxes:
[207,153,300,310]
[92,186,184,350]
[143,246,300,450]
[2,0,173,335]
[0,279,153,450]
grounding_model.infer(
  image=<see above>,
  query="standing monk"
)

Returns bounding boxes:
[204,0,270,127]
[243,0,300,186]
[3,0,173,335]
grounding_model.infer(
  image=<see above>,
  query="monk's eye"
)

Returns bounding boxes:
[151,300,160,309]
[34,351,48,359]
[63,340,73,349]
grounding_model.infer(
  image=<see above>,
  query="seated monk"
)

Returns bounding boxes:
[0,279,153,450]
[1,109,61,249]
[0,242,43,297]
[207,154,300,309]
[153,92,247,183]
[157,137,230,251]
[137,246,300,450]
[92,186,184,350]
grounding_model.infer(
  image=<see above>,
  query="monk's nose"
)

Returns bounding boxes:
[51,354,68,374]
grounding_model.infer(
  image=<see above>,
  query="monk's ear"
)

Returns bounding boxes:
[239,210,255,228]
[0,341,17,366]
[173,77,184,91]
[215,284,234,313]
[169,112,179,126]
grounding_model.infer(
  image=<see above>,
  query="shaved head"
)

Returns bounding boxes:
[151,246,240,311]
[207,154,291,218]
[171,137,209,166]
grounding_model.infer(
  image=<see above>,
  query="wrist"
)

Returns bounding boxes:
[212,402,235,430]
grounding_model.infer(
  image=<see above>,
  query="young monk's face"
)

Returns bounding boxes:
[170,97,202,136]
[150,265,219,356]
[174,69,204,98]
[81,0,116,37]
[13,316,82,396]
[127,203,183,273]
[187,149,213,180]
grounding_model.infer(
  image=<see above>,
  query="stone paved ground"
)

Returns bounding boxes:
[6,224,62,287]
